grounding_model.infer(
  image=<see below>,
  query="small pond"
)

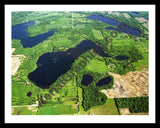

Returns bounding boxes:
[26,92,32,97]
[96,76,112,87]
[101,98,104,101]
[115,55,129,60]
[131,12,139,15]
[81,74,93,86]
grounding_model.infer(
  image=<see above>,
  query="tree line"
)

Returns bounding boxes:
[115,96,149,113]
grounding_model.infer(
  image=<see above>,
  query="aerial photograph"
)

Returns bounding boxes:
[11,10,149,116]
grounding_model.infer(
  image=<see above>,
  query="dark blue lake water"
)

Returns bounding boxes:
[81,74,93,86]
[13,19,128,89]
[28,40,110,89]
[131,12,139,15]
[87,15,120,26]
[87,15,141,36]
[96,76,112,87]
[115,55,129,61]
[12,21,55,48]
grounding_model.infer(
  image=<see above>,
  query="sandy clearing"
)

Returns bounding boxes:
[108,11,114,15]
[11,48,25,75]
[143,23,149,28]
[135,17,149,29]
[101,71,149,98]
[136,17,148,23]
[114,12,119,16]
[11,108,14,114]
[119,108,130,115]
[108,11,119,16]
[122,13,130,18]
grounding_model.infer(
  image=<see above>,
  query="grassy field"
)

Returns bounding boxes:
[132,38,149,71]
[79,98,119,115]
[12,106,37,115]
[53,33,85,51]
[106,31,149,72]
[84,57,108,73]
[133,52,148,71]
[92,29,103,39]
[38,104,78,115]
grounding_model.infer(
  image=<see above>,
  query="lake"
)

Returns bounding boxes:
[28,40,110,89]
[12,21,55,48]
[13,19,129,89]
[81,74,93,86]
[96,76,112,87]
[87,15,141,36]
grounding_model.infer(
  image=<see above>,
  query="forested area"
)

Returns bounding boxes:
[104,44,144,75]
[75,65,113,111]
[115,96,149,113]
[82,84,107,111]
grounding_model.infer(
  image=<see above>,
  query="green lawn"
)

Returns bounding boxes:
[133,53,149,71]
[92,29,103,39]
[132,40,149,71]
[84,58,108,73]
[38,104,78,115]
[12,106,37,115]
[79,98,119,115]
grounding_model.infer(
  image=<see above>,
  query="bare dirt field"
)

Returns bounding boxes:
[135,17,148,29]
[119,108,130,115]
[101,71,149,98]
[136,17,148,23]
[11,48,25,75]
[122,13,130,18]
[143,23,149,28]
[108,11,114,15]
[114,12,119,16]
[108,11,119,16]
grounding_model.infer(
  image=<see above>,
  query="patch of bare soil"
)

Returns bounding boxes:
[108,11,114,15]
[11,48,25,75]
[143,23,149,28]
[114,12,119,16]
[136,17,148,23]
[11,108,14,114]
[122,13,130,18]
[108,11,119,16]
[119,108,130,115]
[101,71,149,98]
[16,109,22,115]
[119,108,149,115]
